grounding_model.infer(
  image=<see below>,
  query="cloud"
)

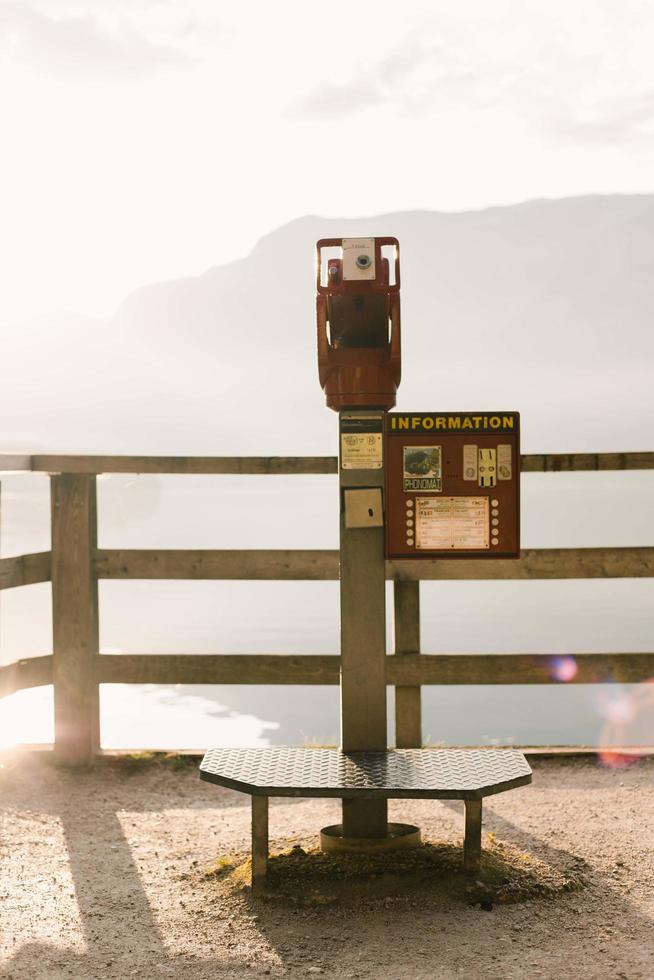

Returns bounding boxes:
[293,78,384,119]
[290,34,501,120]
[0,1,194,78]
[289,17,654,149]
[541,88,654,147]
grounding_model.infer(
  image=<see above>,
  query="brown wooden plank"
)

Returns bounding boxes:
[94,549,340,580]
[95,546,654,581]
[0,655,53,698]
[0,455,32,471]
[51,475,100,766]
[2,451,652,473]
[520,452,654,472]
[95,651,654,686]
[24,455,338,475]
[393,580,422,748]
[388,547,654,581]
[386,653,654,685]
[0,552,51,590]
[97,653,339,685]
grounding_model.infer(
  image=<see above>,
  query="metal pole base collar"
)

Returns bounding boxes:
[320,822,420,854]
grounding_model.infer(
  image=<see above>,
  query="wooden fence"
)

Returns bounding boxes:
[1,451,653,765]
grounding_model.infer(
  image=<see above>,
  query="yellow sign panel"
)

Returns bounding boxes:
[390,414,517,433]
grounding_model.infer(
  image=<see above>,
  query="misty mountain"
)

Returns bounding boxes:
[3,194,654,456]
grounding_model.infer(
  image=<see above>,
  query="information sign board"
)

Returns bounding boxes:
[385,413,520,559]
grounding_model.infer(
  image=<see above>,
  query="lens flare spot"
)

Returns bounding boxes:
[597,678,654,769]
[598,749,644,769]
[549,655,578,683]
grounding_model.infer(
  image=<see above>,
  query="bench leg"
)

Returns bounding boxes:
[463,799,482,872]
[251,795,268,891]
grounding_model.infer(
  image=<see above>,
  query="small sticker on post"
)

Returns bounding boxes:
[341,433,383,470]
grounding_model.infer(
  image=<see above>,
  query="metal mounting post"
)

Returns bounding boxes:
[339,409,388,838]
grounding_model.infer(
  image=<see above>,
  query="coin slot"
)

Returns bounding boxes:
[478,448,497,488]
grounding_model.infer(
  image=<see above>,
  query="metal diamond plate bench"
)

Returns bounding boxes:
[200,747,532,888]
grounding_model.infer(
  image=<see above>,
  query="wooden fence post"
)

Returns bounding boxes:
[394,580,422,748]
[51,474,100,765]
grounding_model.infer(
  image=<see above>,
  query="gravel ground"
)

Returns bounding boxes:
[0,751,652,980]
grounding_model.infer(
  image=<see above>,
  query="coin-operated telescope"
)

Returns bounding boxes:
[316,237,401,411]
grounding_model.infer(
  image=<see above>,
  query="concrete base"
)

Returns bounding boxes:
[320,822,421,854]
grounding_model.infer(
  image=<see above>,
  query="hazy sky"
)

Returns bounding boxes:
[2,0,654,325]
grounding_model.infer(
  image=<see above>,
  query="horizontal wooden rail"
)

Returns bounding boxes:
[389,547,654,581]
[98,654,338,685]
[389,653,654,685]
[94,547,654,581]
[0,455,338,475]
[2,547,651,588]
[96,652,654,686]
[0,655,53,698]
[1,452,653,474]
[3,650,651,700]
[0,552,51,590]
[95,549,339,580]
[1,546,651,593]
[519,452,654,472]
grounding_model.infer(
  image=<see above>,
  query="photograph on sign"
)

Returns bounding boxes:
[402,446,442,491]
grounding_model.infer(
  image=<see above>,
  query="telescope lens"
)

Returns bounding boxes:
[356,254,372,269]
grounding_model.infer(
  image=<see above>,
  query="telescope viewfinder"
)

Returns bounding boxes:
[316,236,401,412]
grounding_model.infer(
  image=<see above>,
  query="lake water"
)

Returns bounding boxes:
[1,471,653,749]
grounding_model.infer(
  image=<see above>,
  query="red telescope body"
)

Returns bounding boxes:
[316,237,401,412]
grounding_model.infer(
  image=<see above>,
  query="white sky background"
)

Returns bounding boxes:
[1,0,654,326]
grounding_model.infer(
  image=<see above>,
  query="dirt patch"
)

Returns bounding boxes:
[205,837,586,909]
